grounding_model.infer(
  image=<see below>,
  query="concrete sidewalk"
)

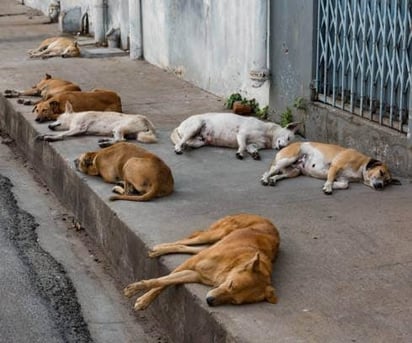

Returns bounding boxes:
[1,2,411,342]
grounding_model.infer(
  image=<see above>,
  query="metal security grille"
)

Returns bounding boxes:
[315,0,412,135]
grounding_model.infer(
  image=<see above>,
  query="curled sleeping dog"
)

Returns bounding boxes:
[171,112,300,159]
[74,142,174,201]
[36,102,157,146]
[124,213,280,310]
[261,141,400,194]
[4,73,81,105]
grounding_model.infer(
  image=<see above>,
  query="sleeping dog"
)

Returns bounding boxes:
[124,213,280,310]
[261,141,400,194]
[37,102,157,146]
[171,112,300,160]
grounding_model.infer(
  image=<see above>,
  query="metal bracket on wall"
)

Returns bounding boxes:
[249,69,270,88]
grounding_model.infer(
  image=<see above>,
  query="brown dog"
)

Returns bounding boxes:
[3,74,81,104]
[74,142,174,201]
[124,213,280,310]
[33,89,122,122]
[28,37,81,59]
[261,141,400,194]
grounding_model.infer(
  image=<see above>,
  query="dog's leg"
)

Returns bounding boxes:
[236,133,247,159]
[40,126,87,142]
[261,157,298,186]
[149,244,207,257]
[124,269,201,310]
[332,179,349,190]
[174,127,202,154]
[246,143,261,160]
[323,165,341,194]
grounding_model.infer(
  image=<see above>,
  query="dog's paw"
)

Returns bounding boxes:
[98,140,114,148]
[34,134,45,141]
[112,185,125,195]
[269,179,277,186]
[261,178,269,186]
[148,249,161,258]
[322,185,333,195]
[123,283,140,298]
[236,152,244,160]
[174,149,183,155]
[134,297,150,311]
[251,152,261,160]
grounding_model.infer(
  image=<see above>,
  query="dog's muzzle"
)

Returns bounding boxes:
[372,181,384,190]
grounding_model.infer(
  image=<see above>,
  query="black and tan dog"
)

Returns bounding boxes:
[74,142,174,201]
[124,213,280,310]
[261,141,400,194]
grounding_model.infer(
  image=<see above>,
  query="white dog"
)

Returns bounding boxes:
[37,102,157,147]
[171,112,300,159]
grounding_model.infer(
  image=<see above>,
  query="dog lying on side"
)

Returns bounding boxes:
[124,213,280,310]
[261,141,400,194]
[3,74,81,105]
[74,142,174,201]
[171,112,300,159]
[37,102,157,146]
[33,89,122,122]
[28,37,81,59]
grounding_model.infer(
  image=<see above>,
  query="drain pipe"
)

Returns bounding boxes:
[93,0,107,45]
[129,0,143,59]
[249,0,270,88]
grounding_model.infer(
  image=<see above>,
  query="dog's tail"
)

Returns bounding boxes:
[170,127,181,145]
[137,118,157,143]
[109,184,161,202]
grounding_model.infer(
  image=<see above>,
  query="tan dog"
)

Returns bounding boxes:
[4,74,81,105]
[28,37,81,58]
[74,142,174,201]
[38,102,157,146]
[261,141,400,194]
[124,213,280,310]
[33,89,122,122]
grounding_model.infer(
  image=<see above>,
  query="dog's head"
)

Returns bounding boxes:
[33,100,61,122]
[61,42,80,58]
[74,152,99,175]
[205,252,277,306]
[363,159,400,190]
[273,122,301,150]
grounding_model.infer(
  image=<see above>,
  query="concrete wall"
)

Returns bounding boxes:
[268,0,316,117]
[140,0,270,106]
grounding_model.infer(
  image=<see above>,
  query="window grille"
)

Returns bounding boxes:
[315,0,412,135]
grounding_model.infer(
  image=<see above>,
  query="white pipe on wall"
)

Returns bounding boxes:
[93,0,107,44]
[250,0,270,87]
[129,0,143,59]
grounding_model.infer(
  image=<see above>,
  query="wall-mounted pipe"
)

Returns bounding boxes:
[93,0,107,44]
[250,0,270,88]
[129,0,143,59]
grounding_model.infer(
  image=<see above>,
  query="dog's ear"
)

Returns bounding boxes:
[366,158,383,170]
[74,41,79,47]
[265,286,277,304]
[65,101,74,113]
[45,73,52,79]
[285,121,301,133]
[50,100,60,113]
[245,252,261,273]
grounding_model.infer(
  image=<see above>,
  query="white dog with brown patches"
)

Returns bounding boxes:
[261,141,400,194]
[171,113,300,160]
[37,102,157,147]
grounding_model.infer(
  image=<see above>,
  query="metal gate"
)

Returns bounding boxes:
[315,0,412,136]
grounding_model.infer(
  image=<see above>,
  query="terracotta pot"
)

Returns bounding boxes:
[232,101,252,115]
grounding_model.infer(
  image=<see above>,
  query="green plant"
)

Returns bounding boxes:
[280,107,293,127]
[225,93,243,109]
[293,97,307,111]
[255,105,269,119]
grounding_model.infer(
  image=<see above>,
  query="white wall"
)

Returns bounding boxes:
[140,0,270,105]
[23,0,270,105]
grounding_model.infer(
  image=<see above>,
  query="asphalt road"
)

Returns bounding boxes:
[0,135,169,343]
